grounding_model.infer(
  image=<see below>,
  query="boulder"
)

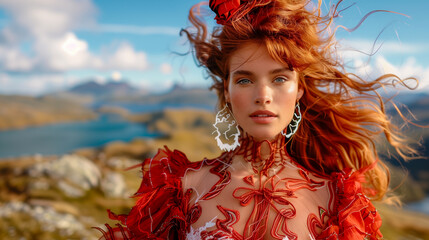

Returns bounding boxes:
[100,171,127,198]
[27,154,101,197]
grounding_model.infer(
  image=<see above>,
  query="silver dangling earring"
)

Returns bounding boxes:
[213,104,241,151]
[282,102,302,138]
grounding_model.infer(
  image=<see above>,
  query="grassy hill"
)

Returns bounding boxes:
[0,95,97,130]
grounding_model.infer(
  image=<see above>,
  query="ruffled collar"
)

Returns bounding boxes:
[233,133,290,176]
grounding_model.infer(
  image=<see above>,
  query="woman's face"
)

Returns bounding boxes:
[225,42,303,142]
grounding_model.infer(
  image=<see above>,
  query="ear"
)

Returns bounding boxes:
[223,80,230,103]
[296,87,304,102]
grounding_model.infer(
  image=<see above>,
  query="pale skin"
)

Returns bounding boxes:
[225,42,303,159]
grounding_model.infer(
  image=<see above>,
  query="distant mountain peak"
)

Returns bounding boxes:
[68,79,138,96]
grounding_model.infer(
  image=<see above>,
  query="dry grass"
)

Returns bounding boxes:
[0,95,96,130]
[377,203,429,239]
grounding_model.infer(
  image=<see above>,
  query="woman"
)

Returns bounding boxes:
[97,0,417,239]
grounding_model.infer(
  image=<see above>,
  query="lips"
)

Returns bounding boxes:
[250,110,277,124]
[250,110,277,117]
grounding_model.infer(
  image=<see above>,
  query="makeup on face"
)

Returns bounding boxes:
[225,42,303,141]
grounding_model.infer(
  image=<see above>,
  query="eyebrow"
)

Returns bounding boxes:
[269,67,293,74]
[231,67,292,78]
[231,70,254,78]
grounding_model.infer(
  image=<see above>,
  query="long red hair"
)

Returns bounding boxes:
[181,0,418,201]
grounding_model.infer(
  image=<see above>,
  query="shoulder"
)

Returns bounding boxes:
[98,147,228,239]
[137,146,204,191]
[140,146,228,188]
[318,166,383,239]
[96,147,200,239]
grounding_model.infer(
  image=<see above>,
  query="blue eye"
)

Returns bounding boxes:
[237,78,251,84]
[274,77,287,83]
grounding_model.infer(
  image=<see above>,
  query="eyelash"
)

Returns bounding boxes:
[274,76,288,83]
[236,78,251,84]
[235,76,289,85]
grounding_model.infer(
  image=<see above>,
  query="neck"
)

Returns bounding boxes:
[234,133,289,174]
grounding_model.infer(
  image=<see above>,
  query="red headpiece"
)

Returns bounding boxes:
[209,0,241,24]
[209,0,272,25]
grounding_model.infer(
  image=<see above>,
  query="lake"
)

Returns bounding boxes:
[0,103,216,159]
[406,196,429,215]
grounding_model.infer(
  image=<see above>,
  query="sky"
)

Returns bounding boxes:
[0,0,428,96]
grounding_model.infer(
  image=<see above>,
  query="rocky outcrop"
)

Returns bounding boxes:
[0,201,93,239]
[101,171,127,198]
[28,154,101,198]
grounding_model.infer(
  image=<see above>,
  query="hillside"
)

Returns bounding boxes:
[0,95,97,130]
[46,79,145,105]
[0,83,217,131]
[94,84,218,108]
[46,80,217,108]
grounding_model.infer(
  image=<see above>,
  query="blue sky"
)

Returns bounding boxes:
[0,0,428,95]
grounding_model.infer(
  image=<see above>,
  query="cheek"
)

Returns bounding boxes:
[229,90,247,110]
[228,89,250,125]
[280,83,299,102]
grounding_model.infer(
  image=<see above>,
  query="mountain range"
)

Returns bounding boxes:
[46,79,218,109]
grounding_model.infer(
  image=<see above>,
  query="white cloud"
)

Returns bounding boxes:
[337,38,429,92]
[352,58,373,78]
[160,63,173,74]
[338,38,429,59]
[0,73,10,86]
[33,32,93,71]
[348,55,428,91]
[0,46,34,71]
[0,0,150,74]
[62,33,88,56]
[375,56,429,90]
[103,42,148,71]
[111,71,122,82]
[0,0,96,41]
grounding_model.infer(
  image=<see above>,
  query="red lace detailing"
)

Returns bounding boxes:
[271,207,298,240]
[201,206,242,239]
[236,134,288,175]
[284,169,326,191]
[201,154,233,200]
[308,207,330,238]
[243,175,255,186]
[187,200,202,225]
[317,167,383,240]
[93,222,131,240]
[231,165,328,239]
[97,143,383,240]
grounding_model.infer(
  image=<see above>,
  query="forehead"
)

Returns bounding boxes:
[229,42,286,72]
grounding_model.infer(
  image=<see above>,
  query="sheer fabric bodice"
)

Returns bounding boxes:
[97,136,382,240]
[183,136,334,240]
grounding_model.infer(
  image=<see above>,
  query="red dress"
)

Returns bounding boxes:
[96,140,382,240]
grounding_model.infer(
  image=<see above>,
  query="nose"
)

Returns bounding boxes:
[254,84,272,105]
